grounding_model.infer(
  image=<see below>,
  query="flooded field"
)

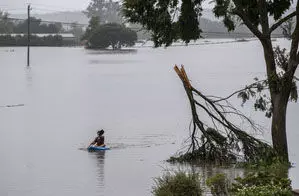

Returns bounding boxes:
[0,39,298,195]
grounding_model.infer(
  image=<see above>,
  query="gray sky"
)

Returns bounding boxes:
[0,0,90,14]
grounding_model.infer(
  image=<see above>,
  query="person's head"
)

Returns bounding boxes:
[97,129,104,136]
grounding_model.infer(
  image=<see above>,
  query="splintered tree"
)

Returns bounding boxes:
[123,0,299,161]
[172,65,273,163]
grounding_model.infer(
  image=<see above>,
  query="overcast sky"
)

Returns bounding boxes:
[0,0,90,13]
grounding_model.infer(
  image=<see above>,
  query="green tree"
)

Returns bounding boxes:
[88,23,137,49]
[123,0,299,161]
[82,16,100,40]
[84,0,122,24]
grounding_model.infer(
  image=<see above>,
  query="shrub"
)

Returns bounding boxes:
[206,173,229,196]
[152,171,202,196]
[232,170,292,196]
[234,184,292,196]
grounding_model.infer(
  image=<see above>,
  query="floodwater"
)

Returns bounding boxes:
[0,39,298,196]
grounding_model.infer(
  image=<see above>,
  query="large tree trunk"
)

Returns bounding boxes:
[271,94,289,161]
[261,39,290,161]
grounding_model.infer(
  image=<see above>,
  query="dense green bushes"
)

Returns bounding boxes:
[206,173,230,196]
[152,171,202,196]
[154,159,292,196]
[233,185,292,196]
[231,170,292,196]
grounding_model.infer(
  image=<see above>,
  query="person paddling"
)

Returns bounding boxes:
[89,129,105,147]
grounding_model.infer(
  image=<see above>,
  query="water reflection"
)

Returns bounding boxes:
[25,66,33,87]
[90,151,106,190]
[168,163,244,194]
[86,49,137,55]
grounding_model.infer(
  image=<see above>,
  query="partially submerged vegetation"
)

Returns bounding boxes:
[161,65,293,195]
[82,16,137,50]
[153,171,202,196]
[154,159,292,196]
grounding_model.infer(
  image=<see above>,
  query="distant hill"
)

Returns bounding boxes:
[11,11,89,25]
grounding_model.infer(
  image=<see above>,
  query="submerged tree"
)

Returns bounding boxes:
[88,23,137,49]
[123,0,299,161]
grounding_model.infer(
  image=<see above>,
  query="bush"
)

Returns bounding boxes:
[206,173,229,196]
[234,184,292,196]
[232,169,292,196]
[153,171,202,196]
[205,159,292,196]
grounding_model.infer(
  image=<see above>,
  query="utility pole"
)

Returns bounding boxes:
[27,4,31,67]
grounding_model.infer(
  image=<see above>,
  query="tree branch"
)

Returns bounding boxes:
[258,0,270,35]
[270,11,296,33]
[231,9,263,39]
[173,65,273,163]
[212,80,267,103]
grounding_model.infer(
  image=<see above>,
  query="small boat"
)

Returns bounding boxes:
[87,146,110,151]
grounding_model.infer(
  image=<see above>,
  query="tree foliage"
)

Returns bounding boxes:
[237,46,298,118]
[123,0,202,46]
[123,0,293,45]
[82,16,100,40]
[153,171,202,196]
[84,0,122,24]
[87,23,137,49]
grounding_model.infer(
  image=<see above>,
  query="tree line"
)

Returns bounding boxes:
[0,34,76,46]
